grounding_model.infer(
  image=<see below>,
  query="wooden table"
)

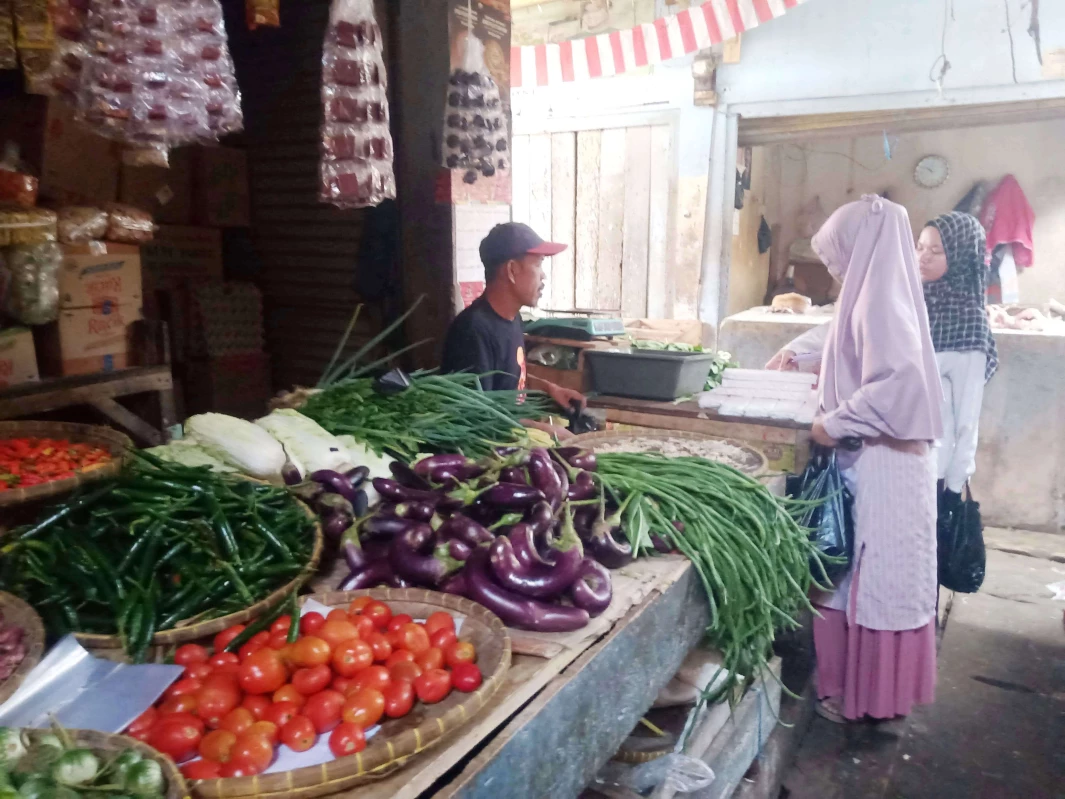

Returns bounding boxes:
[589,394,812,474]
[0,366,177,446]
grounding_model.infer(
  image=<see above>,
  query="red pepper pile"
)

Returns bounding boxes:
[0,437,111,490]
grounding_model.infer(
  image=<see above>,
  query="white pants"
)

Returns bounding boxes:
[935,350,986,493]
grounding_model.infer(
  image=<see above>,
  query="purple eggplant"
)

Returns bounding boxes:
[499,466,528,485]
[573,505,596,539]
[413,453,470,477]
[282,462,303,485]
[569,558,612,616]
[528,449,563,509]
[566,474,597,501]
[448,538,473,561]
[345,465,370,487]
[389,523,463,587]
[342,535,370,572]
[323,512,351,541]
[433,462,485,483]
[289,479,324,503]
[587,495,634,569]
[339,559,393,591]
[650,534,673,553]
[526,501,554,534]
[439,570,469,596]
[389,461,432,490]
[488,510,584,599]
[389,575,413,588]
[551,458,570,505]
[394,501,436,522]
[361,514,417,538]
[316,492,354,519]
[440,513,494,546]
[312,469,362,504]
[373,478,442,505]
[464,547,590,632]
[477,483,546,510]
[508,523,553,569]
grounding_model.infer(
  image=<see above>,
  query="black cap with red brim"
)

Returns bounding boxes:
[480,222,567,269]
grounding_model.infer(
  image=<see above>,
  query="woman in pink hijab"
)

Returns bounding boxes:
[808,196,943,723]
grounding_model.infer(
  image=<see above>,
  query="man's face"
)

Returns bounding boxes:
[506,254,546,307]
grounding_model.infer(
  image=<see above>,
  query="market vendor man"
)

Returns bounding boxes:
[442,222,586,434]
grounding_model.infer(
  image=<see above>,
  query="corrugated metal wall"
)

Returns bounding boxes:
[225,0,396,390]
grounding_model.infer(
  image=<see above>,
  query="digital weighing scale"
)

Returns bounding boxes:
[523,310,626,341]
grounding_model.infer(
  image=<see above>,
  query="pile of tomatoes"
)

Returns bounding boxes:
[0,437,111,490]
[125,598,483,780]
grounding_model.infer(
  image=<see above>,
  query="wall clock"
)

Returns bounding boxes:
[914,155,949,189]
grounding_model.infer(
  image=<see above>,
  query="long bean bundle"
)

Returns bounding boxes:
[300,372,557,458]
[596,452,830,687]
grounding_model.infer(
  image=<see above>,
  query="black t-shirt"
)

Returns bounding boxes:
[441,296,527,391]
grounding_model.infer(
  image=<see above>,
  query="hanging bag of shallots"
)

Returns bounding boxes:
[319,0,395,209]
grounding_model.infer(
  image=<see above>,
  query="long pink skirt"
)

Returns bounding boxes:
[813,607,937,720]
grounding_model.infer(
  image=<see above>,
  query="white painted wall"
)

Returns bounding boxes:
[717,0,1065,117]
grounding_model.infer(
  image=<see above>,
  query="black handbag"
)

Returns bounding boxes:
[787,446,854,584]
[937,483,986,593]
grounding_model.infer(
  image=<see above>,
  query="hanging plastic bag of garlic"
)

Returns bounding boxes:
[440,32,507,185]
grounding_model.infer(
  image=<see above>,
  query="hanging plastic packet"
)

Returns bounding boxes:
[246,0,280,30]
[13,0,53,94]
[0,241,61,325]
[319,0,395,209]
[441,33,508,185]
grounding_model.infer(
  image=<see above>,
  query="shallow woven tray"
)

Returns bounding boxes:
[75,503,323,658]
[0,591,46,707]
[0,421,132,508]
[191,587,511,799]
[571,428,768,475]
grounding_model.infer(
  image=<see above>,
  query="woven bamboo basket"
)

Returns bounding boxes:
[0,591,46,707]
[0,421,132,508]
[14,728,191,799]
[191,587,511,799]
[74,503,323,660]
[571,428,768,476]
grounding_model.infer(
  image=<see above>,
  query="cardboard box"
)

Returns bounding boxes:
[40,100,120,205]
[195,147,250,227]
[58,246,143,310]
[182,352,271,419]
[119,146,194,225]
[0,327,40,388]
[140,226,224,289]
[35,303,142,377]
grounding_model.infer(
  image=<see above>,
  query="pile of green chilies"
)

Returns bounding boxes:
[301,371,558,458]
[596,452,831,689]
[0,453,317,662]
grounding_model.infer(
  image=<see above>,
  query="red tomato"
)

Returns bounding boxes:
[219,762,259,778]
[149,719,203,762]
[271,615,293,636]
[385,629,406,651]
[198,729,237,763]
[129,728,152,743]
[268,631,289,650]
[329,722,367,757]
[166,678,203,700]
[299,612,326,636]
[398,623,431,656]
[351,665,391,694]
[362,601,392,630]
[415,647,444,672]
[213,625,246,654]
[353,616,376,641]
[241,695,272,721]
[413,669,452,704]
[153,712,205,734]
[238,639,266,662]
[385,650,414,668]
[249,720,279,746]
[303,689,345,734]
[174,644,210,666]
[292,664,333,696]
[290,636,332,668]
[196,685,241,727]
[445,641,476,668]
[386,613,414,634]
[212,662,241,678]
[219,707,256,736]
[273,685,306,707]
[341,687,384,728]
[424,611,455,638]
[230,733,274,773]
[238,649,287,695]
[332,640,373,677]
[388,661,422,684]
[326,608,350,623]
[382,681,415,719]
[184,663,214,681]
[280,715,316,752]
[158,695,198,716]
[126,707,157,735]
[208,652,240,669]
[451,662,483,693]
[331,676,354,695]
[264,701,301,729]
[347,596,373,615]
[429,628,457,651]
[181,759,221,780]
[319,619,359,651]
[201,671,241,693]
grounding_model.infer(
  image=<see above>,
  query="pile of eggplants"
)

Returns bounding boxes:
[285,464,371,542]
[339,447,632,633]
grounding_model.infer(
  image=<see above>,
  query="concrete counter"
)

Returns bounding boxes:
[719,309,1065,534]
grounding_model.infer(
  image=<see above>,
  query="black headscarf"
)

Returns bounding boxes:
[923,211,998,381]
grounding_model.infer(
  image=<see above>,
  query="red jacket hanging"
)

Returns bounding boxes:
[980,175,1035,268]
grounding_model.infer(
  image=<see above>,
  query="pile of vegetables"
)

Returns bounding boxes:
[129,599,483,781]
[0,454,318,662]
[0,725,167,798]
[0,613,26,681]
[338,447,630,632]
[0,437,111,492]
[628,340,738,390]
[595,451,832,683]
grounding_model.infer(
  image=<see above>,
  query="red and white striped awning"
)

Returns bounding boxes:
[512,0,806,89]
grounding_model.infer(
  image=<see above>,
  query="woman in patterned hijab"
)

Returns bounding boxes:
[917,211,998,496]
